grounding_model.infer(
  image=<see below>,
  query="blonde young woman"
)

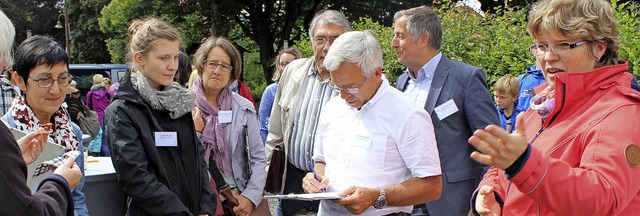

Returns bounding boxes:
[104,18,216,216]
[192,37,267,216]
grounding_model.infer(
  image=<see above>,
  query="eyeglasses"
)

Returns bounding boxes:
[329,76,368,94]
[278,61,292,68]
[529,41,587,57]
[313,36,339,47]
[203,60,233,72]
[29,75,74,88]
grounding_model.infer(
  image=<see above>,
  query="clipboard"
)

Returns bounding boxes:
[263,192,343,201]
[10,128,66,190]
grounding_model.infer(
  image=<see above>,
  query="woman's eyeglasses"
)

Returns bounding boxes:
[203,60,233,72]
[29,75,74,88]
[529,41,587,57]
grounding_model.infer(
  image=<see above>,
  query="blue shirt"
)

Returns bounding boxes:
[405,53,442,106]
[496,104,523,133]
[258,82,278,143]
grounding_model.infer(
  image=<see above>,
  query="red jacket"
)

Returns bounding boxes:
[477,62,640,215]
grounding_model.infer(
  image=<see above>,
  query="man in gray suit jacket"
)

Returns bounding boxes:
[392,6,500,216]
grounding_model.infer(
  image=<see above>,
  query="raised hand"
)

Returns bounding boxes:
[468,113,528,169]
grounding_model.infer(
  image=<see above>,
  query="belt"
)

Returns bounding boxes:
[385,213,411,216]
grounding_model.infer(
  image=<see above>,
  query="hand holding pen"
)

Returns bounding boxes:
[303,161,329,193]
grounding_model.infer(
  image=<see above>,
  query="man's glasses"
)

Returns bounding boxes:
[329,76,368,94]
[529,41,587,57]
[29,75,74,88]
[313,36,339,47]
[203,60,233,72]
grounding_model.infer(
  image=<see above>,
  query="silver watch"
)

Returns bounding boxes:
[373,187,387,209]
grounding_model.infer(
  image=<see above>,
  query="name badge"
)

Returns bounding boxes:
[219,110,232,124]
[434,99,459,120]
[155,132,178,147]
[352,133,372,150]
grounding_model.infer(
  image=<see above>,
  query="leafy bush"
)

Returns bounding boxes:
[240,0,640,101]
[437,1,534,87]
[613,0,640,76]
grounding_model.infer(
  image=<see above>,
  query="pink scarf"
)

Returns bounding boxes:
[193,78,233,175]
[530,85,555,119]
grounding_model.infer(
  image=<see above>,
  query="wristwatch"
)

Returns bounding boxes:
[373,187,387,209]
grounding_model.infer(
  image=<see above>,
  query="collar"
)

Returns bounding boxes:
[307,60,317,76]
[542,62,632,127]
[555,62,630,100]
[408,52,442,82]
[307,60,331,83]
[358,78,390,111]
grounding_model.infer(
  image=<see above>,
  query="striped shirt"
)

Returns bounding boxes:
[1,76,17,116]
[288,63,338,171]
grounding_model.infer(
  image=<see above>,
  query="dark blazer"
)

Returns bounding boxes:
[396,55,499,216]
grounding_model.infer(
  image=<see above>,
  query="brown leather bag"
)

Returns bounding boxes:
[264,145,285,193]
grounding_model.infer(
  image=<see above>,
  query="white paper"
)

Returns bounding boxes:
[154,132,177,147]
[434,99,459,120]
[264,192,343,201]
[219,110,232,124]
[10,128,66,190]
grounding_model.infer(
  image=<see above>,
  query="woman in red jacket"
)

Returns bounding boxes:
[469,0,640,215]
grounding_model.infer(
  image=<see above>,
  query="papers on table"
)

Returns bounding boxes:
[264,192,343,201]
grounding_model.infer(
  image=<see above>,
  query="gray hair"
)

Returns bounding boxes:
[394,6,442,50]
[308,10,352,40]
[0,9,15,66]
[324,31,383,78]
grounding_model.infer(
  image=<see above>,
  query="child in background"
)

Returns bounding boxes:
[493,74,523,133]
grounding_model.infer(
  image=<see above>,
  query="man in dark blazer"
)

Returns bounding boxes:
[392,6,500,216]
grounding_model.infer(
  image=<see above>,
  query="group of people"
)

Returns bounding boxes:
[2,0,640,215]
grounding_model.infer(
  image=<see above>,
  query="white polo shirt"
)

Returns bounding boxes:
[313,79,441,215]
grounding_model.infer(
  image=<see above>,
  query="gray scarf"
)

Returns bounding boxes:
[131,72,195,119]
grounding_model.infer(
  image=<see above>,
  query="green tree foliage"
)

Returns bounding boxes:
[67,0,111,63]
[613,0,640,76]
[98,0,206,64]
[437,2,534,86]
[190,0,325,85]
[0,0,63,48]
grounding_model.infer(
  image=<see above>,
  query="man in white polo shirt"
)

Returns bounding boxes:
[302,30,442,216]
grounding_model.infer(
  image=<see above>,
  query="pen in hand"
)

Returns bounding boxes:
[308,161,326,192]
